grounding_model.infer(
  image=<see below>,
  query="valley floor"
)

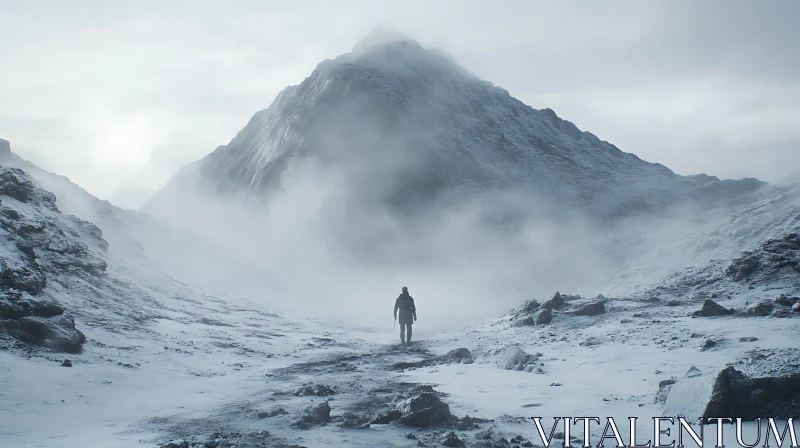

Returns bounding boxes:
[2,285,799,448]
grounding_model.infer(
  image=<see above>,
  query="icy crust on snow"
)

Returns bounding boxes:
[144,35,766,222]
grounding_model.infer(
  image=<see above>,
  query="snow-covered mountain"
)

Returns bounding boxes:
[143,33,766,231]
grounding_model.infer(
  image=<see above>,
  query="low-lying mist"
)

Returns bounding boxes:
[138,154,742,331]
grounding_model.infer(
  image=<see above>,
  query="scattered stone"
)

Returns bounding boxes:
[60,359,72,367]
[692,300,734,317]
[398,391,452,428]
[579,337,601,347]
[550,383,562,387]
[371,409,401,425]
[771,309,793,318]
[685,366,702,378]
[256,408,287,419]
[700,339,717,351]
[292,401,332,429]
[689,333,704,338]
[440,431,465,447]
[337,412,372,429]
[293,383,337,397]
[441,348,473,364]
[534,308,552,325]
[665,300,682,306]
[570,301,606,316]
[541,292,566,310]
[475,429,493,440]
[745,300,774,316]
[774,294,800,307]
[739,337,758,342]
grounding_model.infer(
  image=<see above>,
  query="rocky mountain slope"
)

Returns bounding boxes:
[143,34,766,231]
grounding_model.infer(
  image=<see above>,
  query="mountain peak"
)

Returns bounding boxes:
[0,138,10,155]
[351,27,420,54]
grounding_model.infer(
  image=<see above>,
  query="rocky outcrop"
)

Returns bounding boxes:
[0,166,108,353]
[692,299,734,317]
[569,300,606,316]
[724,233,800,282]
[703,350,800,420]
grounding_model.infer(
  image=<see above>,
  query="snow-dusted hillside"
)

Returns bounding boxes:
[143,33,766,230]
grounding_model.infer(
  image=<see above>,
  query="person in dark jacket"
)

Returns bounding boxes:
[394,286,417,345]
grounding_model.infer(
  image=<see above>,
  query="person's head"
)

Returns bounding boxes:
[402,286,408,294]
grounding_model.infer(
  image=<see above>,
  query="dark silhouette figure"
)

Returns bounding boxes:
[394,286,417,345]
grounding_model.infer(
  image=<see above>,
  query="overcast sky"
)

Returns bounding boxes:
[1,0,798,209]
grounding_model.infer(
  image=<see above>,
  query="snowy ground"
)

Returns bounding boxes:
[2,281,798,447]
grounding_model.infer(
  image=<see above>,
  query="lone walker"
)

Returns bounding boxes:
[394,286,417,345]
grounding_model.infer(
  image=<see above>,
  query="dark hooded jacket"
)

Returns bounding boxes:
[394,292,417,325]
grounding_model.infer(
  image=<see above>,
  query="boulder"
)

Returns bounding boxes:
[571,301,606,316]
[522,299,540,313]
[292,401,332,429]
[440,348,473,364]
[774,294,800,307]
[497,346,529,370]
[440,432,465,447]
[703,365,800,420]
[541,292,566,310]
[0,314,86,353]
[397,392,452,428]
[534,308,552,325]
[745,300,774,316]
[371,409,401,425]
[692,300,734,317]
[293,383,337,397]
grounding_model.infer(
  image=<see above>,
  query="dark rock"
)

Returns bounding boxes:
[61,359,72,367]
[689,333,704,338]
[293,383,337,397]
[522,299,540,313]
[550,383,562,386]
[159,442,190,448]
[541,292,566,310]
[685,366,702,378]
[398,392,452,427]
[440,432,465,447]
[292,401,332,429]
[338,412,372,429]
[579,337,601,346]
[774,294,800,307]
[371,409,401,424]
[700,339,717,351]
[0,314,86,353]
[475,429,493,440]
[441,348,473,364]
[739,337,758,342]
[29,299,64,317]
[745,300,775,316]
[692,300,734,317]
[703,364,800,420]
[0,168,35,203]
[522,442,534,447]
[455,415,492,430]
[771,309,793,318]
[570,301,606,316]
[534,308,552,325]
[794,303,800,313]
[256,408,287,419]
[665,300,681,306]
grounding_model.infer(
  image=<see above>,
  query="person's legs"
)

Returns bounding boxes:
[407,323,412,343]
[399,323,406,344]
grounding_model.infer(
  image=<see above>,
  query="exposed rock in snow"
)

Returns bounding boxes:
[568,300,606,316]
[0,166,110,352]
[692,299,735,317]
[440,431,465,447]
[292,400,332,429]
[703,349,800,420]
[397,390,452,428]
